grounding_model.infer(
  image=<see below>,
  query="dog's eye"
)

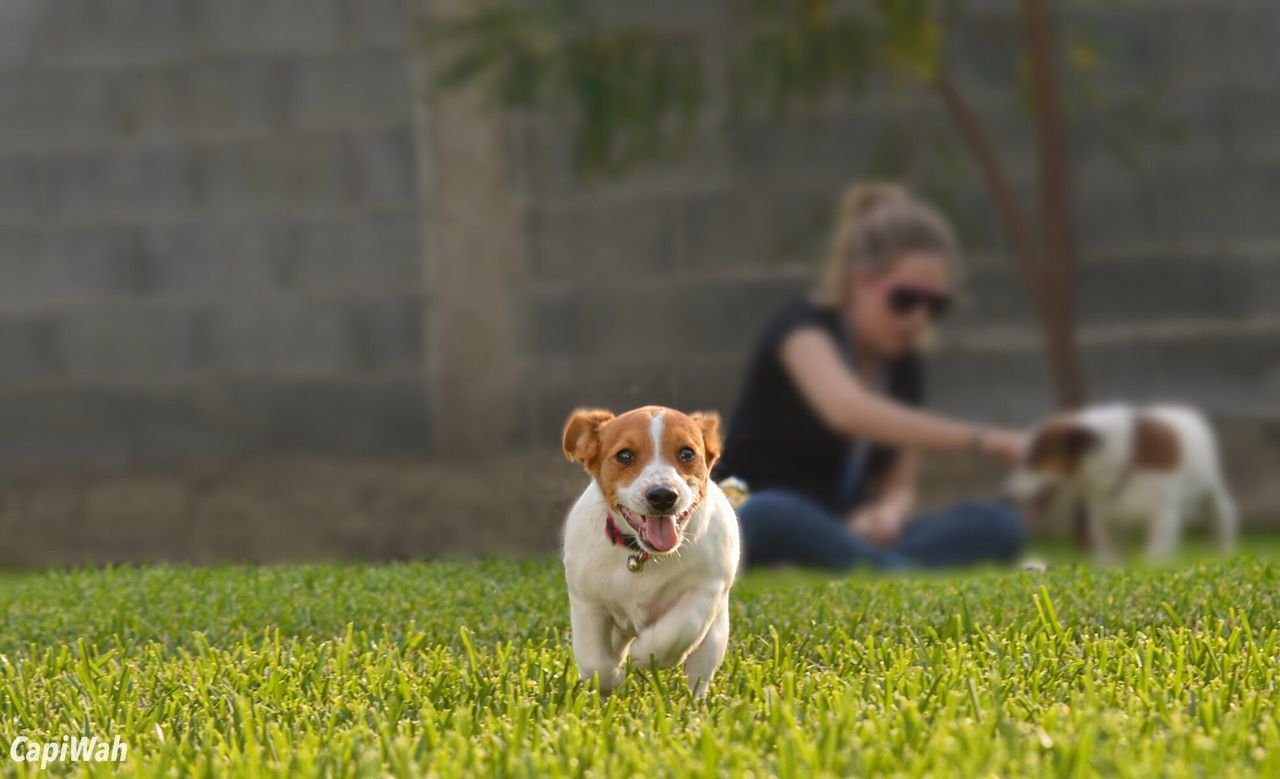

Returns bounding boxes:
[615,449,634,465]
[678,446,696,463]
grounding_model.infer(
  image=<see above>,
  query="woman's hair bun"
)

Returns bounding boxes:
[839,183,909,224]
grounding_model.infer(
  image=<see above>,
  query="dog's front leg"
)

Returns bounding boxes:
[1144,498,1182,561]
[1207,484,1239,556]
[1084,498,1121,566]
[683,594,730,699]
[630,583,725,671]
[570,599,626,693]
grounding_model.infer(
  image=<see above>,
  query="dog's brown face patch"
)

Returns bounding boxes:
[593,408,661,494]
[1132,415,1181,471]
[661,410,721,502]
[1026,420,1101,476]
[561,405,722,505]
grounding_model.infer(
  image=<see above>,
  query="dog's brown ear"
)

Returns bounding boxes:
[1028,421,1100,474]
[690,411,722,467]
[562,409,614,466]
[1060,426,1100,463]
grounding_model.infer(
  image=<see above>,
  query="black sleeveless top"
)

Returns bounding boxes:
[712,300,924,513]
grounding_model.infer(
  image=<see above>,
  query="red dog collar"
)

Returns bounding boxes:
[605,512,650,571]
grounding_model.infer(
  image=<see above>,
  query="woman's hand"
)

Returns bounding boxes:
[848,493,913,546]
[977,428,1028,467]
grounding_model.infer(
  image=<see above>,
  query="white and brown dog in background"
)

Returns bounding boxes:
[561,405,740,698]
[1008,403,1237,563]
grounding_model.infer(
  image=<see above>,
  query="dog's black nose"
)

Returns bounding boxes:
[645,486,678,513]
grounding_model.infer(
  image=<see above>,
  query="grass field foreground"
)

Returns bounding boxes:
[2,558,1280,776]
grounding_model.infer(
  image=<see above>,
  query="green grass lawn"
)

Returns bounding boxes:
[2,551,1280,776]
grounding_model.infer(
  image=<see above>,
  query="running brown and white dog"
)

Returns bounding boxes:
[1008,403,1237,563]
[561,405,740,698]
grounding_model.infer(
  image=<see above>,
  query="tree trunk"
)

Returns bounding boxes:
[935,75,1045,309]
[1022,0,1087,408]
[935,72,1087,410]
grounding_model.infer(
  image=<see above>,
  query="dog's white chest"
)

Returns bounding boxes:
[597,580,688,637]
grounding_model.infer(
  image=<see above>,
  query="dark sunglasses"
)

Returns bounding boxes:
[884,284,952,319]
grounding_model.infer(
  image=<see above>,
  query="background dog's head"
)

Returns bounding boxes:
[1007,417,1102,501]
[563,406,721,555]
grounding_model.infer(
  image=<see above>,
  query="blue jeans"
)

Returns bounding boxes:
[737,490,1026,571]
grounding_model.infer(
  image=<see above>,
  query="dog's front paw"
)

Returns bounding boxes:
[578,662,625,693]
[629,636,690,670]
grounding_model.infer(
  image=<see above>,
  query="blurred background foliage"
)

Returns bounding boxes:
[423,0,1169,178]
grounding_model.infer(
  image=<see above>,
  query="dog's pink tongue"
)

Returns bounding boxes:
[642,515,679,552]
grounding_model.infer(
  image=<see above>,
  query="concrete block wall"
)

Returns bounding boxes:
[0,0,429,466]
[1,0,1277,471]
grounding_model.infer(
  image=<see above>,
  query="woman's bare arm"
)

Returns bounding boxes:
[779,328,1022,459]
